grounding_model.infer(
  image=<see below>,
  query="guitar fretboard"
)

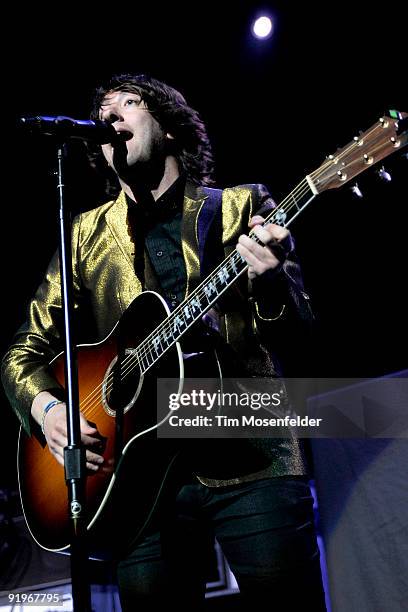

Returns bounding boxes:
[129,177,316,374]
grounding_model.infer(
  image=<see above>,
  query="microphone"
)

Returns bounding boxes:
[19,115,128,144]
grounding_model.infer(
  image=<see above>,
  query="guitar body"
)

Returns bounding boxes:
[18,291,218,558]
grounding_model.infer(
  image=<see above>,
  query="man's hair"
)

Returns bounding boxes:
[90,73,214,194]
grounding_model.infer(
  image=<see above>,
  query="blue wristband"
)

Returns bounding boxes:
[41,399,64,435]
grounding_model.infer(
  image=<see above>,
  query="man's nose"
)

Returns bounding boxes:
[105,111,123,124]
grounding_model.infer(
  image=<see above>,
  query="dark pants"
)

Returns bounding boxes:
[117,476,326,611]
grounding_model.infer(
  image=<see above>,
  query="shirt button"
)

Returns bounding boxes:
[156,250,163,257]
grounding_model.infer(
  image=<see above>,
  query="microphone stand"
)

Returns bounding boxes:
[56,142,92,611]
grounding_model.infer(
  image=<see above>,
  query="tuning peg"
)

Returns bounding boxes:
[351,183,363,198]
[378,166,392,182]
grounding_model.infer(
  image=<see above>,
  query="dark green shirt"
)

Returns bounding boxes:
[126,176,187,309]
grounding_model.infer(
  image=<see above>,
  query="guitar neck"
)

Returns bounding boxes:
[135,177,317,373]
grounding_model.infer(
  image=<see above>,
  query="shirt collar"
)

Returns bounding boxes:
[125,175,186,223]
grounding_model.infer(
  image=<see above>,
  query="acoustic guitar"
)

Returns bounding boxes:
[17,110,407,557]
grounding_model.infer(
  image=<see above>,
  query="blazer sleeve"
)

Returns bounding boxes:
[1,215,83,435]
[248,184,315,373]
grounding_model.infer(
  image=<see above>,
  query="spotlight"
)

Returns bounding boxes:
[252,16,273,39]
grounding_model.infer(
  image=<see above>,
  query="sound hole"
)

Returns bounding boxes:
[102,350,143,417]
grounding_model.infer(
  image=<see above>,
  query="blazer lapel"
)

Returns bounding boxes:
[181,184,210,297]
[105,191,143,309]
[105,190,135,270]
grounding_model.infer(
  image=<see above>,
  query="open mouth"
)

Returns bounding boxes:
[114,129,133,142]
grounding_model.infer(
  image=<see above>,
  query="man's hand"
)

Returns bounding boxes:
[42,403,105,472]
[236,215,294,280]
[32,392,105,473]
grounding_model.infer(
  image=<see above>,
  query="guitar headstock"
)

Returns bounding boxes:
[310,110,407,193]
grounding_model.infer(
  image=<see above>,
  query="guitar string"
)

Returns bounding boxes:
[78,120,390,418]
[79,120,390,418]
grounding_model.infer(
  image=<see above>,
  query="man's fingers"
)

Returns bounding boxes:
[48,412,104,462]
[49,431,68,449]
[239,234,270,259]
[252,225,294,260]
[81,432,104,448]
[249,216,293,249]
[238,235,280,267]
[52,452,65,467]
[237,242,279,274]
[254,223,291,244]
[80,413,97,434]
[252,225,274,246]
[238,218,293,278]
[248,215,265,228]
[86,449,104,466]
[49,442,103,472]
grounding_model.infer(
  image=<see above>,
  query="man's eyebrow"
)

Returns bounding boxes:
[101,91,141,104]
[121,90,142,98]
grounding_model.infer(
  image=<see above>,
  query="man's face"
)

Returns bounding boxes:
[99,90,168,179]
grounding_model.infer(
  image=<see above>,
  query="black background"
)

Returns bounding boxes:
[1,1,407,487]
